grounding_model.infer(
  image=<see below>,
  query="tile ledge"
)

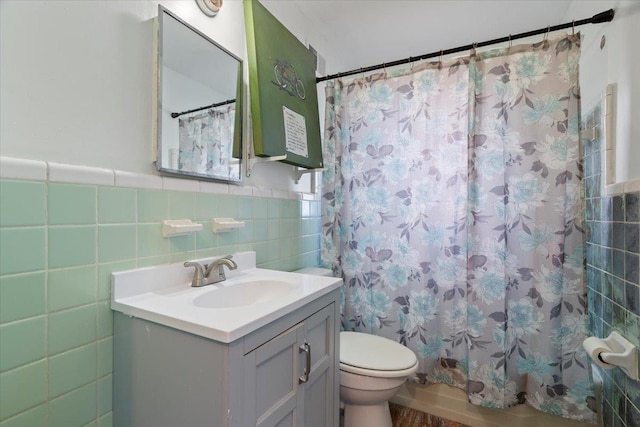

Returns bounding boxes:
[604,182,625,196]
[48,162,115,186]
[114,170,163,190]
[605,178,640,196]
[623,178,640,194]
[0,156,48,181]
[0,156,312,198]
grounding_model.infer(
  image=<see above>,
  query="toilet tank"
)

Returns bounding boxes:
[294,267,334,277]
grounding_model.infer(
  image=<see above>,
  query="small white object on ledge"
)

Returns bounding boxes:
[211,218,245,233]
[583,331,639,380]
[161,219,203,237]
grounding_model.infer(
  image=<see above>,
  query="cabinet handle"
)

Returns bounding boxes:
[298,342,311,384]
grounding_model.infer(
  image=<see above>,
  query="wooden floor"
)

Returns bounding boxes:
[390,402,471,427]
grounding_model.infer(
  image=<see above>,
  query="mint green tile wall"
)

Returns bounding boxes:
[0,178,321,426]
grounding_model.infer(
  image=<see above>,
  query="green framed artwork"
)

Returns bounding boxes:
[244,0,323,169]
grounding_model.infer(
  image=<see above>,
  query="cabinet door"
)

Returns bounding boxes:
[244,323,305,427]
[302,304,335,427]
[243,303,337,427]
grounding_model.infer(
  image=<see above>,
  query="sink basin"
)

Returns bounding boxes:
[111,251,342,342]
[193,280,297,308]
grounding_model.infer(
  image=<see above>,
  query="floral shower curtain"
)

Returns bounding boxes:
[321,35,595,422]
[178,105,235,176]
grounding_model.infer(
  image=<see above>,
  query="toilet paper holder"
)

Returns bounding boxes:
[583,331,639,380]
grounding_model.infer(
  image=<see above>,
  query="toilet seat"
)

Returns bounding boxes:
[340,332,418,378]
[340,360,419,378]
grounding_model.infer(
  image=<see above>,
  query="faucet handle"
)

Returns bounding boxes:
[184,261,205,287]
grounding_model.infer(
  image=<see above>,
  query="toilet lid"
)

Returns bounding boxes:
[340,331,417,371]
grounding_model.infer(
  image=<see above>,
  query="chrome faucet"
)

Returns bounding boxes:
[184,255,238,287]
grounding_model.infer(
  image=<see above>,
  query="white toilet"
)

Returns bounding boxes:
[295,268,419,427]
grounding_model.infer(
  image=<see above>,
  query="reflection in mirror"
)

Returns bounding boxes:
[156,6,242,182]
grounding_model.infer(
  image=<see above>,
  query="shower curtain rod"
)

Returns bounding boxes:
[171,98,236,119]
[316,9,614,83]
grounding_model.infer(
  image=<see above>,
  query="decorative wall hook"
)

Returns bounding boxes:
[195,0,222,17]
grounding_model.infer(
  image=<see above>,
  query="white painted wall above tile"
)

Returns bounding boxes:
[0,0,343,193]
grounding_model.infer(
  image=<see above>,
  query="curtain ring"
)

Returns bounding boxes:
[409,57,413,71]
[508,34,512,48]
[383,62,387,74]
[572,20,575,36]
[439,49,444,62]
[544,25,550,41]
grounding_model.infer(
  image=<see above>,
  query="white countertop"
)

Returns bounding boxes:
[111,252,342,343]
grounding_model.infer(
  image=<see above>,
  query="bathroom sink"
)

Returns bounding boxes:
[193,279,297,308]
[111,251,342,342]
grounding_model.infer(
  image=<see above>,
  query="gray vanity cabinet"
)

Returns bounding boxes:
[113,289,339,427]
[243,304,335,427]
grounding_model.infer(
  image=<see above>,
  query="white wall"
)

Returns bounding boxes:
[563,0,640,183]
[0,0,341,191]
[3,0,636,186]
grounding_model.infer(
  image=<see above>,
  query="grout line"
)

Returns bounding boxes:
[93,183,99,427]
[43,181,50,423]
[0,401,47,425]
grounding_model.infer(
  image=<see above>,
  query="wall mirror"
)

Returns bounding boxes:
[155,5,243,182]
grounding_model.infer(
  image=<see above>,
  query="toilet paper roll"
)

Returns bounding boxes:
[583,337,615,370]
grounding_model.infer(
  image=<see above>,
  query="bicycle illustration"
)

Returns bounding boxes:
[273,58,306,100]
